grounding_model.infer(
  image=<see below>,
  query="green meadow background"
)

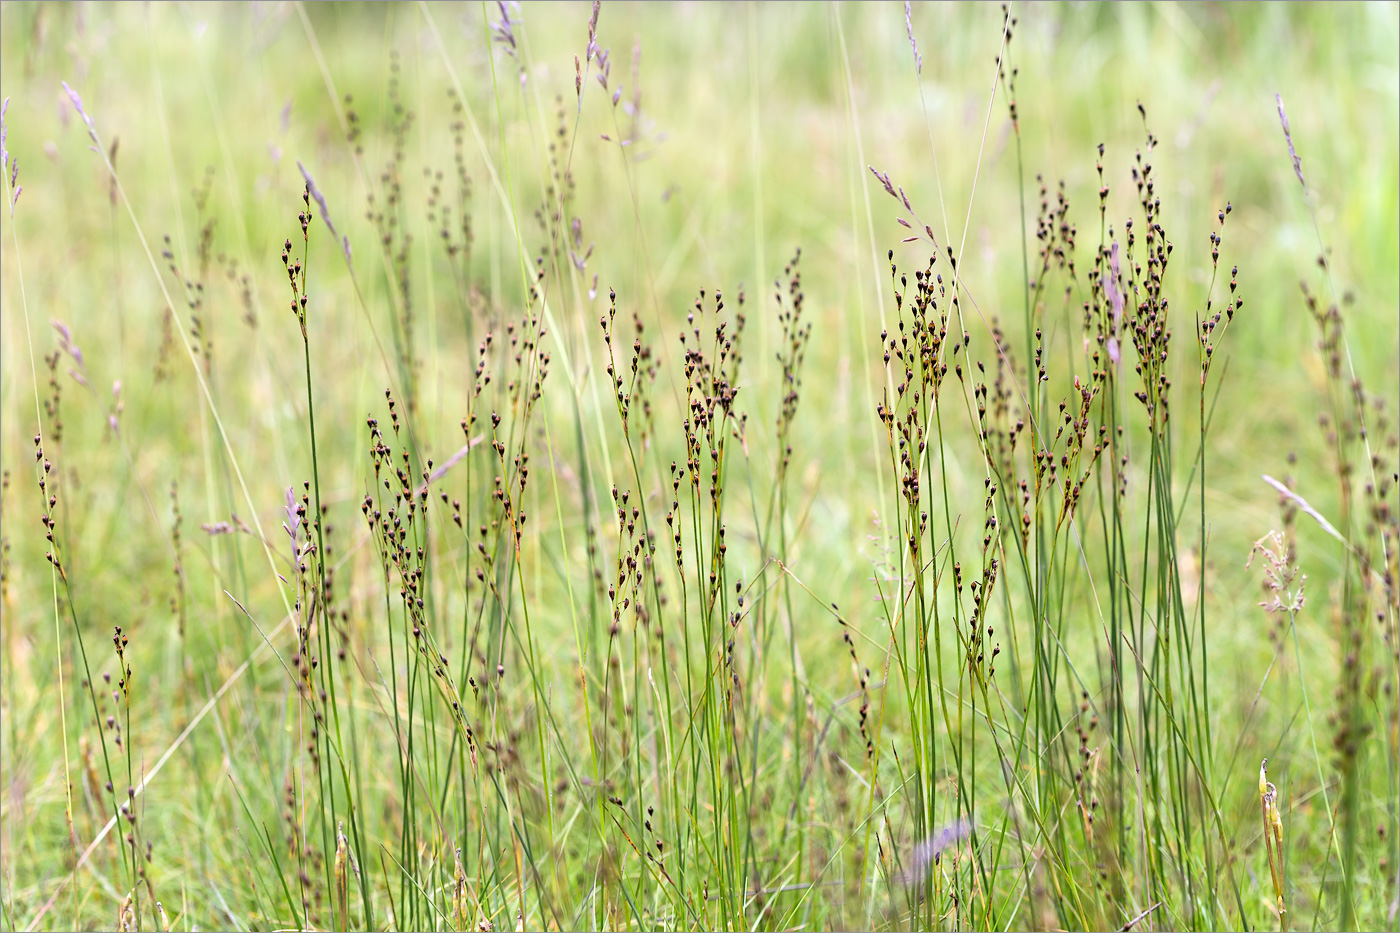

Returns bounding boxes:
[1,2,1396,930]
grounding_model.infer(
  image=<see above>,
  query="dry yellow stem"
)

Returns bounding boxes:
[333,821,349,932]
[1259,760,1287,931]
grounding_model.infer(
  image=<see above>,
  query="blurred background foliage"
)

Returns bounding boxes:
[0,2,1396,929]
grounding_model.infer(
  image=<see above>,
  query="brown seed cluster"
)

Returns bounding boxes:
[775,249,812,479]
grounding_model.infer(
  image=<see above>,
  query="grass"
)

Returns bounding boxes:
[1,2,1397,930]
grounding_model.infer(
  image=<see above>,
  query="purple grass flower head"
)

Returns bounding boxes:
[1105,241,1123,367]
[61,81,100,149]
[868,165,897,200]
[904,2,923,76]
[52,319,90,383]
[897,816,972,885]
[297,160,351,263]
[1,97,19,213]
[108,381,123,433]
[1275,93,1305,189]
[491,1,520,60]
[596,48,611,91]
[586,0,601,65]
[283,485,301,549]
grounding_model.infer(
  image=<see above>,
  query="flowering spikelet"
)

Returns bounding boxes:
[1259,759,1287,930]
[897,816,973,885]
[117,890,136,932]
[333,821,349,931]
[297,160,351,262]
[453,846,470,931]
